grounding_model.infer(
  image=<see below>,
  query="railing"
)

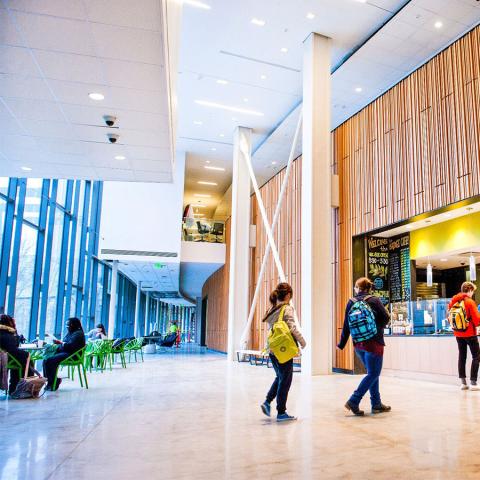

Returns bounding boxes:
[182,218,226,243]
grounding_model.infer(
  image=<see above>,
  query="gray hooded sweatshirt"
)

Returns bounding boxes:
[263,303,306,349]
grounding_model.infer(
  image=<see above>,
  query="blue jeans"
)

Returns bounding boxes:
[349,349,383,408]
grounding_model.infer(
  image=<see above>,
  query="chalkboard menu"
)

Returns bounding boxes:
[366,237,389,305]
[388,234,411,302]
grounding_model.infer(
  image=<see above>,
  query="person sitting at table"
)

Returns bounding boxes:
[86,323,107,340]
[0,314,33,395]
[43,317,86,391]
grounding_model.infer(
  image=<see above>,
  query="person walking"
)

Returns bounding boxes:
[260,282,306,422]
[337,277,391,416]
[448,281,480,390]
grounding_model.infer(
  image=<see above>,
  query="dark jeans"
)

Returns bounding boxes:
[456,336,480,381]
[266,353,293,414]
[43,353,70,387]
[8,349,31,395]
[349,349,383,408]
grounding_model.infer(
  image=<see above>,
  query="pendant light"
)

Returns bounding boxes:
[427,262,433,287]
[470,254,476,282]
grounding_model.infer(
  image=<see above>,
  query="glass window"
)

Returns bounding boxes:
[0,196,6,255]
[14,223,37,337]
[45,208,64,335]
[0,177,8,196]
[56,180,68,207]
[23,179,43,226]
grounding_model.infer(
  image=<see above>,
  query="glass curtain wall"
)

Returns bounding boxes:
[0,177,109,340]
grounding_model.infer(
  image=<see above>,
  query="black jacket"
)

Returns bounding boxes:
[338,292,390,349]
[0,324,21,354]
[58,330,86,355]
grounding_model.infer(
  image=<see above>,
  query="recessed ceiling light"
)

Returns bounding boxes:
[21,166,32,171]
[193,120,203,125]
[406,225,413,229]
[260,74,267,80]
[198,181,217,186]
[272,161,277,165]
[115,155,126,160]
[355,87,362,93]
[206,160,211,164]
[88,92,104,101]
[434,21,443,29]
[306,12,315,19]
[355,0,367,3]
[216,79,228,85]
[184,0,211,9]
[205,166,225,171]
[280,47,288,53]
[251,18,266,26]
[440,258,448,262]
[211,147,217,151]
[195,99,264,116]
[445,213,452,218]
[194,193,211,198]
[219,133,225,137]
[243,98,249,103]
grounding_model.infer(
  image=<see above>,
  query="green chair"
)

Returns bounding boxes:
[126,337,144,363]
[53,347,88,390]
[0,349,23,395]
[109,340,127,369]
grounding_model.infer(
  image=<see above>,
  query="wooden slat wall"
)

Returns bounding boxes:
[202,218,231,352]
[334,26,480,370]
[249,158,302,350]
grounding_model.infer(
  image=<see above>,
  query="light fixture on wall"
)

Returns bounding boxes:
[470,254,477,281]
[427,262,433,287]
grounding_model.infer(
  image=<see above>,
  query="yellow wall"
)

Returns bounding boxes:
[410,212,480,259]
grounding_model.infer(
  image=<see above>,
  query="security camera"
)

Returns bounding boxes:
[103,115,116,127]
[107,133,119,144]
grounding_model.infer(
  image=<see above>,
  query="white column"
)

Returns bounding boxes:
[227,126,252,361]
[107,260,118,339]
[156,300,160,331]
[301,33,332,375]
[134,281,142,337]
[144,292,150,336]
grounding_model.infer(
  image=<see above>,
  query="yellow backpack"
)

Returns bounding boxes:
[267,306,299,364]
[448,300,469,332]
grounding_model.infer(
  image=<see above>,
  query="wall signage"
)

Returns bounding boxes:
[366,237,390,305]
[388,233,411,302]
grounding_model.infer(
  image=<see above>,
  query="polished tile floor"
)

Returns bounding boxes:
[1,350,479,480]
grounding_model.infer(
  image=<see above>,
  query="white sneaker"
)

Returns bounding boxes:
[461,383,469,390]
[471,383,479,391]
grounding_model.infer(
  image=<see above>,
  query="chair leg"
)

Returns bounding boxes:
[83,366,88,389]
[52,370,58,391]
[140,348,144,362]
[78,365,83,388]
[121,352,126,368]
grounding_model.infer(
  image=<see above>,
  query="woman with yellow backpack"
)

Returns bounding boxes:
[260,283,306,422]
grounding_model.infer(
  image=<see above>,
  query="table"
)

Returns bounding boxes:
[19,344,46,363]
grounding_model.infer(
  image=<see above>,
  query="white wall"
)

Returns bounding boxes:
[99,153,185,261]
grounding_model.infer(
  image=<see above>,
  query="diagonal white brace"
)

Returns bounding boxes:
[239,109,303,349]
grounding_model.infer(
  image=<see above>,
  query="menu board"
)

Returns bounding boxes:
[366,237,389,305]
[388,233,411,302]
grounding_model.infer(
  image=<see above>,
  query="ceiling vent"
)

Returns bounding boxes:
[101,249,178,258]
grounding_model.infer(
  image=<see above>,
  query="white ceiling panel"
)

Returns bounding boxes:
[0,45,40,76]
[4,98,65,122]
[12,11,95,55]
[84,0,162,31]
[90,23,164,65]
[33,50,105,84]
[0,73,53,100]
[5,0,87,20]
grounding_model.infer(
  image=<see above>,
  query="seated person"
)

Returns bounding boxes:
[43,317,86,391]
[86,323,107,340]
[0,314,33,395]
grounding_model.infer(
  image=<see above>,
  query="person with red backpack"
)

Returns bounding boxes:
[448,281,480,391]
[337,277,390,416]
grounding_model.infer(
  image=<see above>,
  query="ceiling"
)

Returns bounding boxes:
[179,0,480,207]
[0,0,178,182]
[118,261,180,295]
[415,250,480,271]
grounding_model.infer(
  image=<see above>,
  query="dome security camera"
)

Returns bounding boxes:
[107,133,119,144]
[103,115,116,127]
